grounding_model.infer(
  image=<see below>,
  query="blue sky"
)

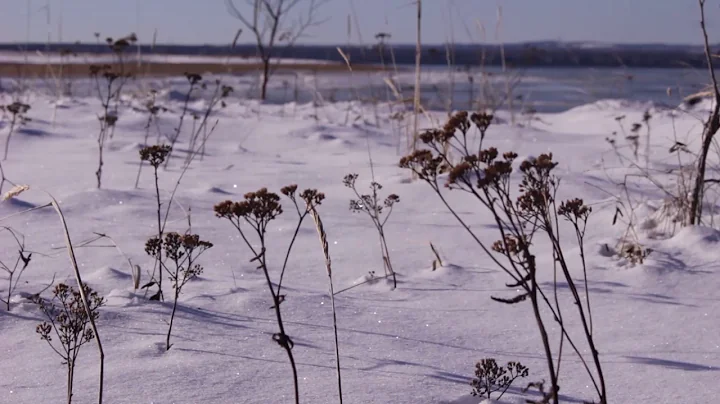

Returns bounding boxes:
[0,0,718,45]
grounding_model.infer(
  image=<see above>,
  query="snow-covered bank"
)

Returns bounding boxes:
[0,79,718,403]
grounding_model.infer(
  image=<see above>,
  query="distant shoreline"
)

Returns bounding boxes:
[0,42,714,69]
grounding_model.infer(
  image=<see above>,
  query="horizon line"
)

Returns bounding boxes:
[0,40,713,49]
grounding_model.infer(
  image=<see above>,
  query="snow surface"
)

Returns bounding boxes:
[0,76,718,404]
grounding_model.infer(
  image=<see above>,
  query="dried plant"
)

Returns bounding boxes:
[470,358,529,401]
[0,101,31,161]
[214,185,324,404]
[138,111,223,300]
[48,193,106,404]
[343,174,400,288]
[182,80,233,167]
[154,74,233,168]
[135,91,167,188]
[399,111,607,404]
[0,226,32,310]
[145,232,212,350]
[63,232,138,291]
[89,55,132,189]
[139,145,172,301]
[34,283,105,404]
[308,205,343,404]
[0,189,105,402]
[690,0,720,225]
[603,108,695,254]
[164,72,201,168]
[429,242,442,271]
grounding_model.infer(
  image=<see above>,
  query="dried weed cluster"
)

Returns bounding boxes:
[401,111,606,404]
[215,185,326,404]
[343,173,400,288]
[146,232,213,350]
[34,283,105,404]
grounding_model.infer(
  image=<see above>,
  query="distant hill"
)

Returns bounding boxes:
[0,42,715,68]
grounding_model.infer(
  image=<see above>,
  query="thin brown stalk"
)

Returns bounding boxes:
[309,207,343,404]
[46,193,104,404]
[412,0,422,154]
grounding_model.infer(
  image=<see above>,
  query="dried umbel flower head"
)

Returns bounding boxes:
[383,194,400,208]
[280,184,325,210]
[444,111,470,135]
[470,358,529,399]
[163,232,183,261]
[491,235,528,256]
[110,38,130,53]
[342,173,359,188]
[516,154,558,214]
[35,282,104,345]
[470,112,494,132]
[447,162,472,186]
[300,188,325,207]
[139,144,172,167]
[185,72,202,85]
[214,188,283,223]
[221,85,234,98]
[558,198,591,220]
[478,147,499,164]
[399,150,446,181]
[145,232,213,262]
[6,101,30,116]
[100,113,118,127]
[280,184,299,197]
[145,237,162,257]
[519,153,557,175]
[180,233,213,250]
[477,160,514,189]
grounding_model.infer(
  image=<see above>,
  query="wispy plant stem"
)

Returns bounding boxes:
[309,207,343,404]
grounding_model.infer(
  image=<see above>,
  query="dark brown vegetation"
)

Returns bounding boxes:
[34,283,104,404]
[214,186,325,404]
[0,61,384,78]
[400,111,607,404]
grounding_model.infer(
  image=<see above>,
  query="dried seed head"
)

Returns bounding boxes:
[343,173,359,188]
[139,145,172,167]
[383,194,400,207]
[399,150,444,181]
[300,189,325,206]
[447,162,472,186]
[444,111,470,134]
[215,188,283,223]
[214,200,237,218]
[470,112,493,132]
[145,237,162,258]
[221,85,234,98]
[479,147,499,164]
[100,114,118,127]
[7,102,30,115]
[558,198,591,219]
[281,184,298,197]
[185,72,203,85]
